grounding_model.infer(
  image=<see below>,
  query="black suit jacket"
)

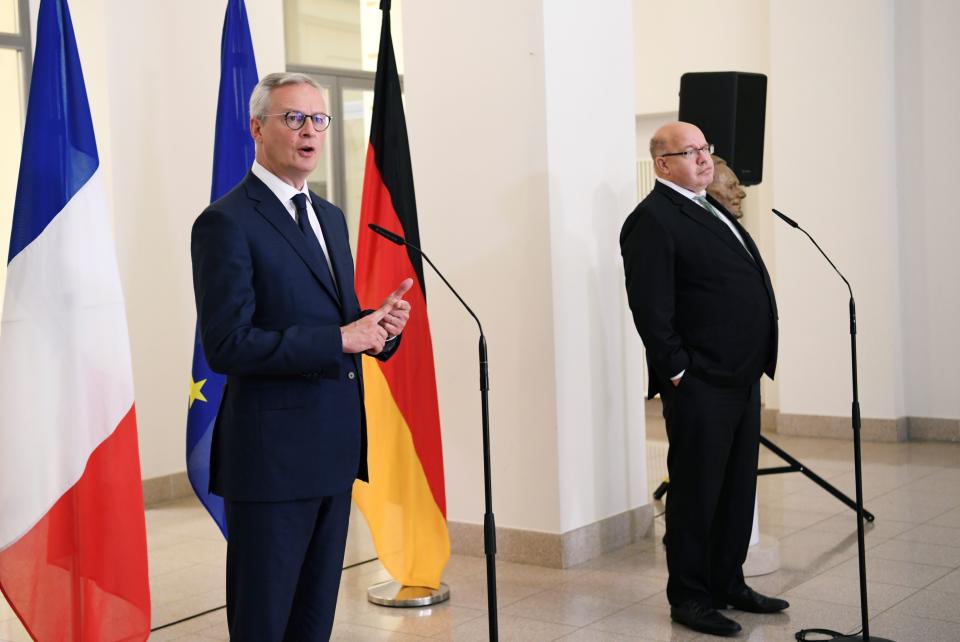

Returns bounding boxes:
[620,180,778,399]
[191,172,398,502]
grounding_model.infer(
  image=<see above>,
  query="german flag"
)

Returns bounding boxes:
[353,0,449,589]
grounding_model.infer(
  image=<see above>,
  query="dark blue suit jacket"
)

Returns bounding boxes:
[191,172,396,502]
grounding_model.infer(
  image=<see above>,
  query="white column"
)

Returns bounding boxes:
[402,0,647,551]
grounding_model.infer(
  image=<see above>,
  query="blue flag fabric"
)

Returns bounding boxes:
[186,0,258,537]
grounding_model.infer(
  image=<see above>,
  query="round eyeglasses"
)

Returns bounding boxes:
[263,111,333,132]
[658,143,714,160]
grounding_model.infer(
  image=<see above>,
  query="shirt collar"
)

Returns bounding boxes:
[657,177,706,200]
[251,160,310,207]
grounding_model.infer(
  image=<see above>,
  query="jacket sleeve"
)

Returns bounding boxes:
[191,208,344,378]
[621,211,691,380]
[357,309,403,362]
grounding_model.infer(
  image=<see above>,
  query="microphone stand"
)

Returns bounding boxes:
[773,209,892,642]
[368,224,499,641]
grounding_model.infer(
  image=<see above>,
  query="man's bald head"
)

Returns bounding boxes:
[649,121,714,193]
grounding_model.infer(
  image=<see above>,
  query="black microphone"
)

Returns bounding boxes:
[770,208,851,297]
[367,220,500,632]
[368,223,405,246]
[771,208,799,229]
[772,208,891,642]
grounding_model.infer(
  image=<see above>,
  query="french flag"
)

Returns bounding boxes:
[0,0,151,640]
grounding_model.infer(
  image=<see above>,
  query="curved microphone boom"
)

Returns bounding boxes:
[368,223,406,247]
[772,209,891,642]
[367,222,499,640]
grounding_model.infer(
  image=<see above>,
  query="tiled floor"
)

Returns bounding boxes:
[2,413,960,640]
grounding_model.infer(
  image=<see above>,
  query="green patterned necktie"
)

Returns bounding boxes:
[693,195,752,257]
[693,195,725,222]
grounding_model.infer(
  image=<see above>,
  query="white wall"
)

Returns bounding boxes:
[769,1,904,421]
[402,0,562,532]
[895,0,960,420]
[41,0,286,479]
[633,0,769,116]
[632,0,960,425]
[632,0,778,408]
[404,0,646,534]
[542,1,645,532]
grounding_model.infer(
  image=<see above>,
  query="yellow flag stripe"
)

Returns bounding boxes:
[353,356,450,588]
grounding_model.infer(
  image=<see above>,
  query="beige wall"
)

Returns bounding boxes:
[402,0,563,531]
[633,0,769,115]
[770,0,904,420]
[633,0,958,425]
[895,0,960,421]
[632,0,778,408]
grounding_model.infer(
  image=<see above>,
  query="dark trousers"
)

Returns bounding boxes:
[224,490,352,642]
[659,373,761,607]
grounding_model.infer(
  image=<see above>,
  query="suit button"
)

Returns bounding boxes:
[348,371,356,380]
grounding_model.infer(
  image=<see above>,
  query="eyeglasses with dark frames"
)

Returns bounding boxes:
[658,143,714,159]
[263,111,333,132]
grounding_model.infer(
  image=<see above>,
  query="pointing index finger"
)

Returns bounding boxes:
[374,278,414,318]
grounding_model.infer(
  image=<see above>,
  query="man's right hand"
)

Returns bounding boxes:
[341,314,389,354]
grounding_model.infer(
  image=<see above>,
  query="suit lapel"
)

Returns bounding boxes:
[658,183,758,269]
[243,174,342,305]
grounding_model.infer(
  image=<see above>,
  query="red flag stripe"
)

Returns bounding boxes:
[0,406,150,641]
[356,148,446,516]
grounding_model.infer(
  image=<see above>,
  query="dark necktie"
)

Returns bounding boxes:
[291,193,338,296]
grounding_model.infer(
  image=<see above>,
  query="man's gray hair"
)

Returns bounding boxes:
[249,72,323,121]
[649,134,668,159]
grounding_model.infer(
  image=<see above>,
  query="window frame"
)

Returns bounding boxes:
[0,0,33,105]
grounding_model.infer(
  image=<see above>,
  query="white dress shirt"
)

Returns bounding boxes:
[656,177,749,250]
[251,160,337,280]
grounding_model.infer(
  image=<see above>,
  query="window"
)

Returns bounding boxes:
[0,0,32,314]
[284,0,403,251]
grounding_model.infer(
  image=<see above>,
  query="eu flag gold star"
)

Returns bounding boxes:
[189,378,208,408]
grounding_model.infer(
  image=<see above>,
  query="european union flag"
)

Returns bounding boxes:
[186,0,258,537]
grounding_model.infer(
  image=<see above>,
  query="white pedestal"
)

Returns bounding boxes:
[744,496,780,577]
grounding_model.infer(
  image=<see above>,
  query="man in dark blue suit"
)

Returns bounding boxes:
[191,72,412,641]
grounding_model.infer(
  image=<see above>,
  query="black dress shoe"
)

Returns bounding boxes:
[719,585,789,613]
[670,600,742,637]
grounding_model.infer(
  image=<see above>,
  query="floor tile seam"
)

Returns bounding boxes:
[918,511,960,531]
[775,507,887,548]
[820,562,955,588]
[497,584,553,609]
[343,619,436,639]
[785,578,922,605]
[862,583,928,622]
[891,535,960,550]
[511,592,644,629]
[872,534,960,554]
[384,609,489,637]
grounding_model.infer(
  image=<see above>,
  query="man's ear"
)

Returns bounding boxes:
[250,117,262,142]
[654,156,669,176]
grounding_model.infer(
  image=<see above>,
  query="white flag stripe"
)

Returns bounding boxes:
[0,169,135,550]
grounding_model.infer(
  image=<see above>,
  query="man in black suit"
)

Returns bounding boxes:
[192,72,412,641]
[620,121,786,637]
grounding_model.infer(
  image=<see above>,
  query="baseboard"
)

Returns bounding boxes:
[907,416,960,442]
[142,471,194,507]
[448,503,655,569]
[770,412,960,443]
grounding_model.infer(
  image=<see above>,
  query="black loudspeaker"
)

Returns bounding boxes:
[678,71,767,186]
